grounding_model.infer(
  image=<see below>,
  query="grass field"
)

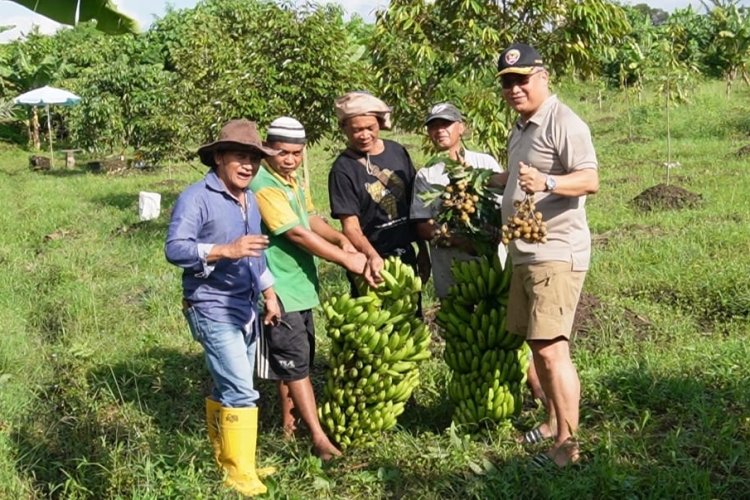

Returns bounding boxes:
[0,79,748,498]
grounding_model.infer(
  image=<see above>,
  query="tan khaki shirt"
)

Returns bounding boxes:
[502,95,597,270]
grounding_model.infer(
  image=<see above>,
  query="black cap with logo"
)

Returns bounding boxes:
[497,43,544,75]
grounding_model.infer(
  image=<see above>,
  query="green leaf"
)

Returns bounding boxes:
[11,0,139,34]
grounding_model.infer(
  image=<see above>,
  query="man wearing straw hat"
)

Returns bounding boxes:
[328,91,429,291]
[252,116,367,460]
[165,119,280,496]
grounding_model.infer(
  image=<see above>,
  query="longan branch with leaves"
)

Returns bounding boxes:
[418,155,504,257]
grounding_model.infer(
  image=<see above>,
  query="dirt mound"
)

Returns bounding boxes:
[572,292,601,337]
[630,183,701,212]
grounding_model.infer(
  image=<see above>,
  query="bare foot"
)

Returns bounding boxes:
[312,436,342,462]
[282,421,297,441]
[548,438,580,467]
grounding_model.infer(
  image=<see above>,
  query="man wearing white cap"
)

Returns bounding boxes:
[252,116,367,460]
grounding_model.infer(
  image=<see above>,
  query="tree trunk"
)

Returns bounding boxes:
[666,80,671,186]
[30,107,41,150]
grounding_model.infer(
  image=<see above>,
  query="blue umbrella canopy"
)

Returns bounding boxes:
[13,85,81,106]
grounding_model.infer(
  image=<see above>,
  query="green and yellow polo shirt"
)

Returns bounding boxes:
[251,165,319,312]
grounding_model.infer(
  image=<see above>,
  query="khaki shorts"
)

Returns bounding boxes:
[506,261,586,341]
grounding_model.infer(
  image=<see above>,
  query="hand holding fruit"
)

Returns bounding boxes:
[364,254,384,288]
[501,195,548,245]
[518,161,544,194]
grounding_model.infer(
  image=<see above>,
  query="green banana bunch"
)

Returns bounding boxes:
[318,256,432,449]
[447,255,512,303]
[438,254,531,427]
[353,256,422,308]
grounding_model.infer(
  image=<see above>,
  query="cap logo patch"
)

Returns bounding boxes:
[431,104,448,114]
[505,49,521,66]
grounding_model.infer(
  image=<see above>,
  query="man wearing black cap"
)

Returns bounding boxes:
[165,119,281,496]
[494,43,599,468]
[410,102,504,298]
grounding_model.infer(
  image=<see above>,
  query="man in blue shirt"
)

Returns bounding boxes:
[165,119,280,497]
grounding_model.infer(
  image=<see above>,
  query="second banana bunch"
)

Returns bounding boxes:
[436,255,530,425]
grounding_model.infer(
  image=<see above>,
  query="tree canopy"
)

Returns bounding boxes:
[2,0,749,163]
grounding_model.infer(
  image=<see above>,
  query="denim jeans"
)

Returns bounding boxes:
[184,306,260,408]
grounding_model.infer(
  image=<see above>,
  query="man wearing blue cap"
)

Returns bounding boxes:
[493,43,600,468]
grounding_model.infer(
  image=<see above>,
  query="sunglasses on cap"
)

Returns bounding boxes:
[501,69,545,89]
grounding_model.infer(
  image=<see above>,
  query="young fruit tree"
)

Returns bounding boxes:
[650,24,697,185]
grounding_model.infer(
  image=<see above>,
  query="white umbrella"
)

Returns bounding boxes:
[13,85,81,166]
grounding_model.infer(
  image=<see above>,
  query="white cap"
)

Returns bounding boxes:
[266,116,306,144]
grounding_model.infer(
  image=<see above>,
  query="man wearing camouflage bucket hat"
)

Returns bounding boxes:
[328,91,429,296]
[491,43,599,468]
[166,119,281,496]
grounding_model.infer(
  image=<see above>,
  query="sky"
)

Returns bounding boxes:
[1,0,748,43]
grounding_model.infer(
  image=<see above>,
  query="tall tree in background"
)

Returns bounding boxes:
[701,0,750,95]
[2,0,367,162]
[0,30,71,149]
[150,0,367,151]
[371,0,629,158]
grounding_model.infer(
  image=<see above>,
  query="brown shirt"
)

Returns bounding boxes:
[502,95,598,270]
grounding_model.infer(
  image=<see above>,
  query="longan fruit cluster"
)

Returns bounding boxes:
[441,180,480,225]
[501,195,548,245]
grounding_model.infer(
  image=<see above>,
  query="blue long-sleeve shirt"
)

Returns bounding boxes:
[165,170,274,327]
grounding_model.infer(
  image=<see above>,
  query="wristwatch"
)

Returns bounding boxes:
[544,175,557,193]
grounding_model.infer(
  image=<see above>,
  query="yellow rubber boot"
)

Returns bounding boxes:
[205,398,222,464]
[218,406,268,497]
[207,398,276,479]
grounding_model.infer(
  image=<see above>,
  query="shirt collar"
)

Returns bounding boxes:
[263,164,298,187]
[204,169,224,191]
[204,169,247,198]
[516,94,558,129]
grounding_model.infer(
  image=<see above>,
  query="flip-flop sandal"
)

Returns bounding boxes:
[520,426,551,445]
[529,439,582,470]
[530,452,555,469]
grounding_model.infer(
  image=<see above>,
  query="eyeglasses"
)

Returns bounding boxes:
[501,69,544,89]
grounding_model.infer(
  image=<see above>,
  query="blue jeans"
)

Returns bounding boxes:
[184,306,260,408]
